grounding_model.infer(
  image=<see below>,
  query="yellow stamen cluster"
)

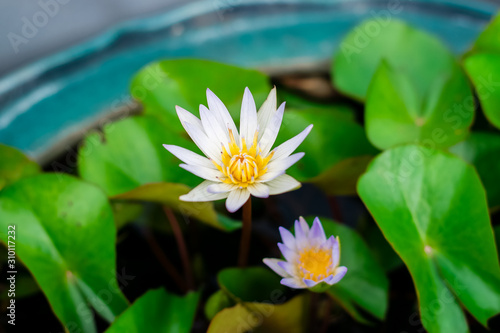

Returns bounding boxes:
[213,130,273,187]
[297,247,333,282]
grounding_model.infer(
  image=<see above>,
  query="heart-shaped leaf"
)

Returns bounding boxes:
[450,132,500,209]
[204,290,234,320]
[131,59,271,130]
[302,217,389,323]
[365,61,473,150]
[78,115,199,195]
[275,107,378,195]
[78,115,237,230]
[463,53,500,130]
[207,294,308,333]
[468,14,500,54]
[333,19,455,101]
[495,226,500,251]
[358,145,500,333]
[0,174,129,333]
[0,144,40,191]
[105,288,199,333]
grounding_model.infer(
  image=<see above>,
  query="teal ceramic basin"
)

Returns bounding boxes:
[0,0,498,162]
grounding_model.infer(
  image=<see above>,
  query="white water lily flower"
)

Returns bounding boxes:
[263,217,347,291]
[163,87,312,213]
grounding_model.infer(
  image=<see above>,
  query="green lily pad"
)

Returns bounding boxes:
[204,289,234,320]
[113,183,240,231]
[217,267,286,304]
[449,132,500,209]
[105,288,199,333]
[207,294,308,333]
[358,145,500,333]
[0,174,129,333]
[495,226,500,252]
[275,107,378,195]
[463,53,500,130]
[112,202,143,229]
[131,59,271,130]
[0,144,40,191]
[301,217,389,323]
[365,61,473,150]
[333,19,455,101]
[78,115,199,195]
[469,14,500,54]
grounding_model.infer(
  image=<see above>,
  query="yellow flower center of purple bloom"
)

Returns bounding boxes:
[213,130,273,187]
[297,247,333,282]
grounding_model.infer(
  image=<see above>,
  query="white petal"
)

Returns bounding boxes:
[256,170,285,183]
[299,216,310,233]
[294,219,309,249]
[263,258,290,278]
[309,217,327,245]
[199,104,229,146]
[206,88,239,142]
[277,243,296,262]
[328,266,348,285]
[183,122,222,163]
[176,105,203,130]
[332,236,340,268]
[259,101,285,156]
[281,277,306,289]
[265,174,301,195]
[277,260,297,276]
[267,152,304,173]
[257,87,277,141]
[225,188,250,213]
[271,124,313,161]
[279,227,296,251]
[163,144,215,169]
[298,217,310,235]
[303,279,319,288]
[207,183,236,194]
[247,182,269,198]
[240,87,258,143]
[179,164,222,182]
[180,180,229,202]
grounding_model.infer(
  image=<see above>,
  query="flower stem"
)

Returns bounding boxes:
[141,227,187,292]
[238,198,252,267]
[319,294,332,333]
[163,207,195,290]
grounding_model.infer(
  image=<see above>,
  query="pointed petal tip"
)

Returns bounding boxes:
[303,278,318,288]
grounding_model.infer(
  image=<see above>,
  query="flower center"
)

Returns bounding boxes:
[214,130,273,187]
[297,247,333,282]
